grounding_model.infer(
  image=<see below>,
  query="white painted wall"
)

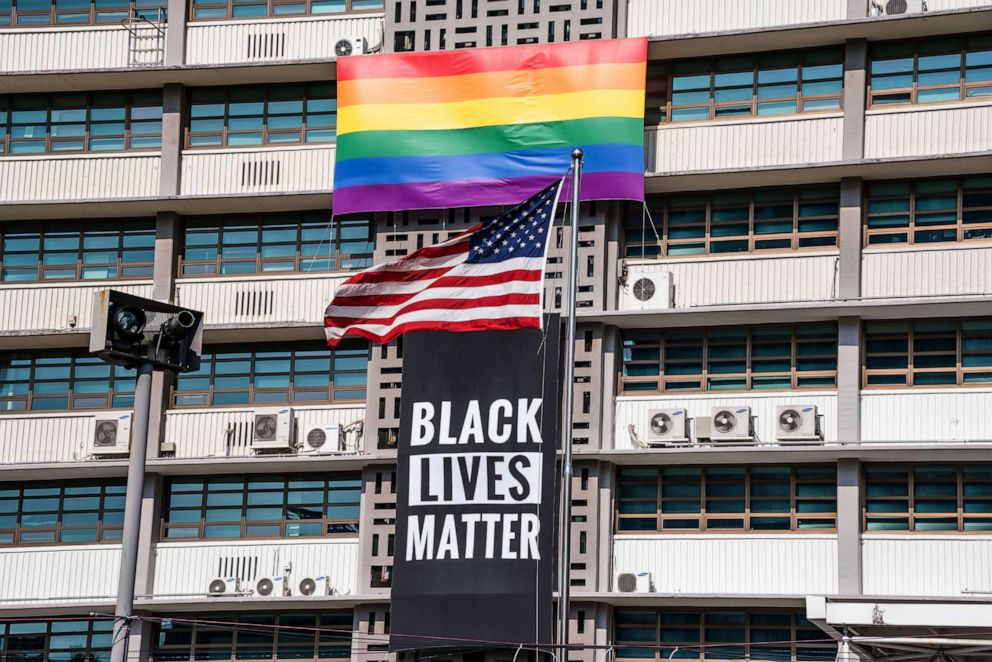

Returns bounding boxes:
[623,253,838,310]
[614,392,838,450]
[0,25,148,73]
[179,145,335,197]
[646,115,843,175]
[185,14,382,65]
[175,274,347,327]
[862,245,992,299]
[163,404,365,458]
[927,0,992,10]
[864,103,992,160]
[863,535,992,596]
[0,545,120,606]
[614,534,838,595]
[0,154,160,203]
[152,538,359,597]
[0,412,126,464]
[627,0,847,38]
[0,281,153,335]
[861,389,992,442]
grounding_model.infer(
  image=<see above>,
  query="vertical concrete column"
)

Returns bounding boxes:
[165,0,187,66]
[837,316,861,443]
[159,84,185,197]
[838,178,863,300]
[148,212,179,456]
[842,39,868,162]
[123,473,161,662]
[836,458,863,595]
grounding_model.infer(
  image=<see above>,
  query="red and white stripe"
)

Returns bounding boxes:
[324,227,547,346]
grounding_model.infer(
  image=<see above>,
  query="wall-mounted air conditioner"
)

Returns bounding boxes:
[208,577,241,596]
[302,423,341,454]
[334,36,367,57]
[251,408,294,451]
[298,576,335,597]
[870,0,926,15]
[620,267,673,311]
[775,405,822,443]
[616,572,654,593]
[646,409,689,445]
[254,575,290,598]
[89,412,133,456]
[710,407,753,442]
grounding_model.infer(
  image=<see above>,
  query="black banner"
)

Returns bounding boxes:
[390,320,560,651]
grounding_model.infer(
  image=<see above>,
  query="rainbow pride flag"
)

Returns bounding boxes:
[332,38,647,215]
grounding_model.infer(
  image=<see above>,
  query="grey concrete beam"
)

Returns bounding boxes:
[836,458,863,595]
[838,179,863,300]
[159,84,185,198]
[843,39,868,163]
[837,317,862,443]
[165,0,187,67]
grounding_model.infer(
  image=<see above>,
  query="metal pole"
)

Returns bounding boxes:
[111,360,154,662]
[558,148,583,658]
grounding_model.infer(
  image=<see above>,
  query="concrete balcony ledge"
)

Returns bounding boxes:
[0,152,160,204]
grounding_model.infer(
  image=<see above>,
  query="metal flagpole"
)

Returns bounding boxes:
[558,147,583,659]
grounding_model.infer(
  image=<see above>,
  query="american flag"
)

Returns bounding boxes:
[324,179,564,346]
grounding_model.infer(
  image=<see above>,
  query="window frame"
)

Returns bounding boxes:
[616,465,837,534]
[186,0,381,21]
[868,34,992,108]
[0,619,115,661]
[184,83,337,149]
[178,212,374,277]
[613,608,833,662]
[160,473,362,541]
[625,186,840,258]
[862,318,992,388]
[0,351,137,413]
[0,219,156,283]
[645,47,844,125]
[171,341,369,408]
[0,480,126,547]
[621,323,839,394]
[863,463,992,533]
[863,175,992,247]
[0,0,164,27]
[0,91,164,156]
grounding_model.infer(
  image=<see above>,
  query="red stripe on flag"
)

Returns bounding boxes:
[327,269,543,307]
[342,264,457,285]
[327,317,542,347]
[325,293,540,327]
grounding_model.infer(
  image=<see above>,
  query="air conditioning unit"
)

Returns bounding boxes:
[89,412,133,456]
[298,576,335,597]
[646,409,689,445]
[775,405,822,443]
[616,572,654,593]
[620,267,673,311]
[302,423,341,454]
[255,575,290,598]
[870,0,926,15]
[334,36,367,57]
[710,406,754,442]
[252,408,294,451]
[208,577,241,596]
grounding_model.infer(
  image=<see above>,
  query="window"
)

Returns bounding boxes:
[0,481,125,546]
[186,84,336,148]
[172,342,368,407]
[865,464,992,532]
[0,619,114,660]
[863,319,992,387]
[614,609,832,662]
[180,212,374,276]
[865,176,992,246]
[162,473,362,540]
[622,323,838,393]
[0,220,155,282]
[0,351,136,412]
[0,91,162,155]
[616,465,836,533]
[0,0,164,26]
[188,0,381,20]
[645,47,843,124]
[869,34,992,106]
[152,612,353,661]
[624,186,839,258]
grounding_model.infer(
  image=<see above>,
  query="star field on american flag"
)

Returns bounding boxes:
[467,181,559,264]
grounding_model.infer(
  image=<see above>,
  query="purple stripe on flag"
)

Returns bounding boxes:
[331,171,644,215]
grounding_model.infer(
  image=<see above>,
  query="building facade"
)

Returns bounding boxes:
[2,0,992,660]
